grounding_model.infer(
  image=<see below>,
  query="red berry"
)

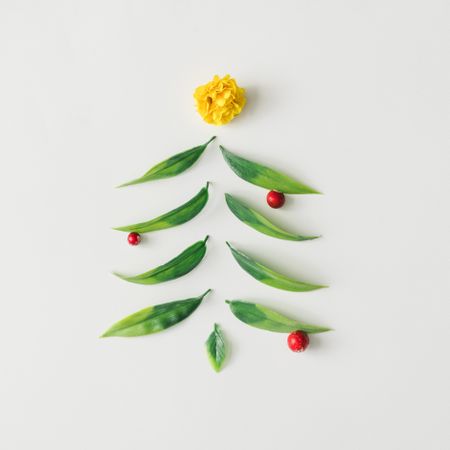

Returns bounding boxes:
[266,190,285,208]
[287,330,310,352]
[127,232,141,246]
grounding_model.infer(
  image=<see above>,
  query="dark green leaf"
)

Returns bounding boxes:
[220,146,320,194]
[101,290,211,337]
[226,242,326,292]
[118,137,216,187]
[205,323,227,372]
[114,236,209,285]
[225,193,319,241]
[226,300,331,333]
[114,183,209,234]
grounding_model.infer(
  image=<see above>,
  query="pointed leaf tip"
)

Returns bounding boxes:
[112,272,125,279]
[202,289,212,298]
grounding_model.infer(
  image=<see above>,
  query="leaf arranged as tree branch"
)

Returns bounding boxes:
[118,137,216,187]
[101,290,211,337]
[114,236,209,285]
[226,242,326,292]
[220,145,320,194]
[225,193,319,241]
[114,183,209,234]
[226,300,331,334]
[205,323,227,372]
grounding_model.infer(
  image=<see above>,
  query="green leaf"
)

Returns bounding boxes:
[118,137,216,187]
[225,193,319,241]
[226,242,326,292]
[220,146,320,194]
[114,236,209,285]
[205,323,227,372]
[114,183,209,234]
[226,300,331,334]
[101,290,211,337]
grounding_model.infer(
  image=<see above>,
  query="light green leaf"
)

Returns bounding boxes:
[226,242,326,292]
[118,137,215,187]
[114,183,209,234]
[226,300,331,333]
[225,193,319,241]
[205,323,227,372]
[101,290,211,337]
[220,146,320,194]
[114,236,209,285]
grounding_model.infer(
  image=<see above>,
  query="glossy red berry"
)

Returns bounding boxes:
[127,232,141,246]
[287,330,310,352]
[266,190,285,208]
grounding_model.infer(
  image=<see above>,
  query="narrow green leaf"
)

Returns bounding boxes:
[226,300,331,334]
[226,242,326,292]
[118,137,216,187]
[114,183,209,234]
[114,236,209,285]
[220,146,320,194]
[225,193,319,241]
[205,323,227,372]
[101,289,211,337]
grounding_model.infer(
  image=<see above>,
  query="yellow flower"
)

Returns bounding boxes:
[194,75,246,126]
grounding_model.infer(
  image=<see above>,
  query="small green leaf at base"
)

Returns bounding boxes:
[205,323,227,372]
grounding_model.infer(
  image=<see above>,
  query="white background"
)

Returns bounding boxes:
[0,1,449,449]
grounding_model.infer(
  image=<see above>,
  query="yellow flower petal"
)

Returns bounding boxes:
[194,74,246,126]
